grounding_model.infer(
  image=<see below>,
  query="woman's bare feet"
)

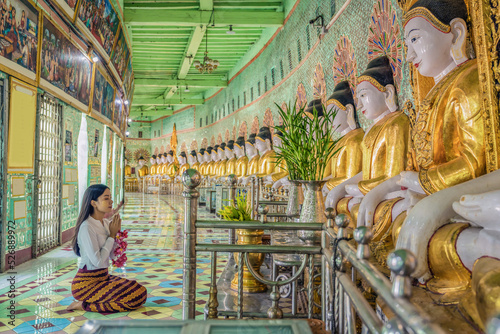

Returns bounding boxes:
[66,300,84,311]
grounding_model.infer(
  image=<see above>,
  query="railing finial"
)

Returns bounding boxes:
[182,169,201,189]
[387,249,417,298]
[354,226,373,260]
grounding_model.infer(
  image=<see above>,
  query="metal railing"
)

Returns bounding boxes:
[179,170,487,333]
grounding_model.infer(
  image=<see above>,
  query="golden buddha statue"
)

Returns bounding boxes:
[205,146,216,178]
[225,140,237,176]
[124,158,132,177]
[216,143,228,181]
[197,149,207,175]
[137,156,149,178]
[264,130,288,186]
[189,150,200,172]
[327,56,409,233]
[165,150,178,179]
[149,155,158,176]
[177,151,189,176]
[240,134,260,186]
[255,127,277,178]
[321,81,364,198]
[159,153,168,175]
[234,137,248,178]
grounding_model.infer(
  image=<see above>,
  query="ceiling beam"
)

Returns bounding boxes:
[133,98,205,105]
[178,24,207,79]
[135,78,227,88]
[124,9,284,27]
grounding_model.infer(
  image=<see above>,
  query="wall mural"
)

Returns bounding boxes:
[41,18,92,106]
[263,108,274,134]
[368,0,403,89]
[251,116,259,134]
[122,58,133,97]
[210,136,215,146]
[295,83,307,110]
[190,139,198,151]
[201,138,208,149]
[113,97,122,129]
[312,63,326,106]
[77,0,119,56]
[0,0,38,75]
[92,67,115,121]
[110,27,129,80]
[232,126,236,141]
[224,129,230,143]
[216,133,222,145]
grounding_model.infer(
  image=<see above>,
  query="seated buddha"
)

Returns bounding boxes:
[124,158,133,178]
[175,152,190,181]
[224,140,237,179]
[325,56,409,233]
[240,134,260,186]
[165,151,178,181]
[264,129,289,188]
[321,81,364,201]
[188,150,200,172]
[233,136,248,179]
[148,155,158,179]
[197,148,207,176]
[204,146,215,181]
[255,127,277,178]
[137,156,149,178]
[208,145,220,184]
[356,0,491,286]
[215,143,228,183]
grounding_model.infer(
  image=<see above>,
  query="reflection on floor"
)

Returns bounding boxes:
[0,193,229,333]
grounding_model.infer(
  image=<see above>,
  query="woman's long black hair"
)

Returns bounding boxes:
[72,184,109,256]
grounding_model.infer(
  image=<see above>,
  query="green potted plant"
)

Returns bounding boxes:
[274,100,340,244]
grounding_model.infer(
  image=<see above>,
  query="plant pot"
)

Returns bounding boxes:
[297,180,327,245]
[231,229,267,293]
[286,180,304,218]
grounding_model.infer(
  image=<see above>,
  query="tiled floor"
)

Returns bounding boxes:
[0,193,229,333]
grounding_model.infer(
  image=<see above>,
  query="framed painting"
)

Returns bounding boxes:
[0,0,39,85]
[113,97,122,129]
[92,65,115,122]
[122,57,133,98]
[40,16,92,109]
[65,129,72,162]
[110,26,129,80]
[76,0,119,56]
[54,0,79,21]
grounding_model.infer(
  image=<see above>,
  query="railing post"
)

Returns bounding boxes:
[323,208,335,326]
[228,174,237,246]
[258,204,269,223]
[387,249,417,299]
[181,169,201,320]
[207,251,219,319]
[354,226,373,260]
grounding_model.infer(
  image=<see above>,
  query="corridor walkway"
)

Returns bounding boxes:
[0,193,228,333]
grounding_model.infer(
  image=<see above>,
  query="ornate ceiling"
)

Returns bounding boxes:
[124,0,286,119]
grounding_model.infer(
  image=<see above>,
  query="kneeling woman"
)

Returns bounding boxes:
[67,184,147,312]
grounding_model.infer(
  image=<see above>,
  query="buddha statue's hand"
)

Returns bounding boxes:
[345,184,363,198]
[397,171,426,195]
[452,190,500,230]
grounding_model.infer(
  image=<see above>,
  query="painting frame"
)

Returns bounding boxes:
[109,24,130,81]
[39,14,94,114]
[90,63,115,123]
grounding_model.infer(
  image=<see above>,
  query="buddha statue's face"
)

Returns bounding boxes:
[188,155,196,165]
[211,151,218,161]
[225,148,235,160]
[233,145,244,158]
[139,160,145,167]
[329,104,349,133]
[404,17,455,78]
[197,153,203,162]
[167,155,173,163]
[156,157,161,164]
[356,81,388,121]
[255,138,270,154]
[161,155,167,164]
[272,136,282,153]
[179,155,186,164]
[205,153,211,162]
[150,158,155,164]
[245,143,257,157]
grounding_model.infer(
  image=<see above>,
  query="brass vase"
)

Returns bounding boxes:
[231,228,267,293]
[286,180,304,218]
[297,180,327,245]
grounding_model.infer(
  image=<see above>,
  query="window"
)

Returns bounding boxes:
[306,26,311,51]
[288,49,292,70]
[211,114,214,123]
[257,81,261,96]
[264,75,268,92]
[297,40,302,62]
[243,92,247,105]
[271,68,276,86]
[251,87,254,101]
[222,106,225,117]
[206,116,208,125]
[232,99,235,112]
[280,60,284,80]
[237,96,240,109]
[200,118,202,127]
[139,131,143,138]
[331,0,336,17]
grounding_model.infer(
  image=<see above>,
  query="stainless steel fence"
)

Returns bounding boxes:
[180,169,498,333]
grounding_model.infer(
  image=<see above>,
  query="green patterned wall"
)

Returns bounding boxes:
[87,117,103,185]
[136,0,412,153]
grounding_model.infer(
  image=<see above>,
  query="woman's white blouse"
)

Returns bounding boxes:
[77,216,117,270]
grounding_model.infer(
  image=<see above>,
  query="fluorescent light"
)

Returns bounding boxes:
[92,56,99,62]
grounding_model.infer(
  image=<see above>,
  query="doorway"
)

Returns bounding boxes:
[33,94,63,257]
